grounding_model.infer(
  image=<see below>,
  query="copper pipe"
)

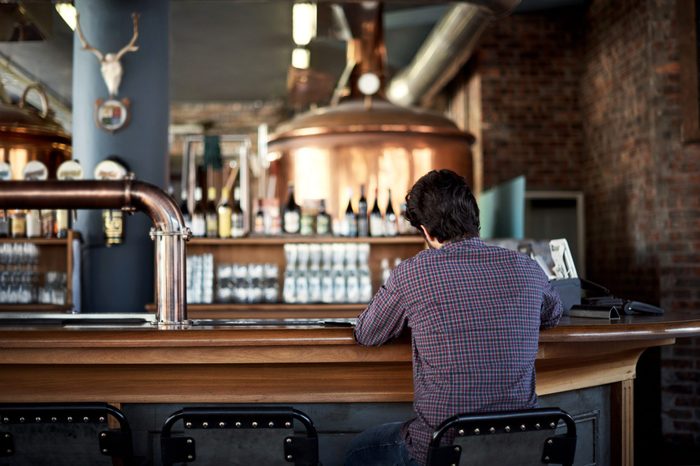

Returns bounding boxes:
[0,180,189,327]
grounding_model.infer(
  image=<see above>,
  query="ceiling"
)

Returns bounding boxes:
[0,0,584,129]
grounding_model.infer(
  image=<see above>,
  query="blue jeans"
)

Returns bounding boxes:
[344,421,422,466]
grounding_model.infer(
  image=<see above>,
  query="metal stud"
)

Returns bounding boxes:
[535,423,541,430]
[35,417,41,422]
[102,448,109,453]
[19,417,25,423]
[4,434,9,439]
[202,422,209,428]
[187,455,194,460]
[286,438,292,444]
[185,422,192,428]
[287,455,293,460]
[2,417,8,423]
[51,417,57,422]
[457,429,465,436]
[6,449,12,454]
[187,439,193,444]
[454,446,460,452]
[100,433,107,438]
[505,426,511,432]
[473,428,480,435]
[489,427,496,434]
[235,422,242,428]
[550,422,556,429]
[98,417,105,423]
[252,421,258,428]
[547,439,553,445]
[544,456,550,462]
[67,417,73,423]
[219,422,226,428]
[520,424,526,431]
[285,421,291,428]
[83,417,89,423]
[269,421,275,427]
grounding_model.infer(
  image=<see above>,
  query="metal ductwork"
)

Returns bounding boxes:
[387,0,520,107]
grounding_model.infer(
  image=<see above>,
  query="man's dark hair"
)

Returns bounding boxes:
[405,169,480,243]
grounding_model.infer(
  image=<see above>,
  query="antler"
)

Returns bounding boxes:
[115,13,140,61]
[75,12,104,62]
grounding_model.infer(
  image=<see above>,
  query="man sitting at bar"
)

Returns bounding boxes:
[344,169,563,466]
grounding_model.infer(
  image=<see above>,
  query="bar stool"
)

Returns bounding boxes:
[160,406,320,466]
[426,407,577,466]
[0,402,134,465]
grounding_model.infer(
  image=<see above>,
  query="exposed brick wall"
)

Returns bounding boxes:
[472,0,700,457]
[477,8,585,191]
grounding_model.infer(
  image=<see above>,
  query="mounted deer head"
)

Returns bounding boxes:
[76,12,140,97]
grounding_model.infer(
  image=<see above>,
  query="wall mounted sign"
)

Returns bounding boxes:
[76,12,140,133]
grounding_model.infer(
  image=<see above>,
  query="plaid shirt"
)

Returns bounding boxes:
[354,237,563,465]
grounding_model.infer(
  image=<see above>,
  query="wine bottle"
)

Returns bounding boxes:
[369,188,384,237]
[55,209,69,238]
[344,189,357,237]
[191,187,206,237]
[231,187,245,238]
[180,189,191,230]
[283,184,301,234]
[316,199,332,235]
[205,187,218,238]
[357,184,369,237]
[217,187,232,238]
[384,189,398,237]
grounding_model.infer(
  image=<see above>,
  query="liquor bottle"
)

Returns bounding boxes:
[55,210,69,239]
[180,189,191,229]
[217,187,232,238]
[231,187,245,238]
[316,199,332,235]
[11,211,26,238]
[26,210,42,238]
[384,189,398,237]
[0,210,10,238]
[343,188,357,237]
[357,184,369,237]
[369,188,384,237]
[40,210,54,238]
[191,187,206,237]
[283,184,301,234]
[205,187,218,238]
[253,199,265,235]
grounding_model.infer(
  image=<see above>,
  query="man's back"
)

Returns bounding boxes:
[354,237,562,464]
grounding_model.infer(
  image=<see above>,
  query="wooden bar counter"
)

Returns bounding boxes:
[1,310,700,465]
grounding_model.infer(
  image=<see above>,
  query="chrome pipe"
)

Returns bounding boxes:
[0,180,190,327]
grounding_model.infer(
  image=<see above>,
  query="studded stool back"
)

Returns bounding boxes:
[160,406,320,466]
[426,407,577,466]
[0,402,134,466]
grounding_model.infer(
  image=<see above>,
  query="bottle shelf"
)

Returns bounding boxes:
[187,235,425,246]
[0,304,73,312]
[147,303,366,312]
[145,302,366,319]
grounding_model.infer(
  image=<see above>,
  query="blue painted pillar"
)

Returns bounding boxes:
[73,0,169,313]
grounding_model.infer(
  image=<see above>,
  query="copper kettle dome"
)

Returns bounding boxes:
[266,2,473,220]
[0,83,71,179]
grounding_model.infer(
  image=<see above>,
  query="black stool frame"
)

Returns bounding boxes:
[426,407,577,466]
[0,402,134,465]
[160,406,320,466]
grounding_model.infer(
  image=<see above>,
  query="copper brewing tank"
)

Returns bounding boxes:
[267,3,474,219]
[0,84,72,179]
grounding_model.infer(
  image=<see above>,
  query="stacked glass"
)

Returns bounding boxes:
[215,263,279,304]
[186,253,214,304]
[283,243,372,304]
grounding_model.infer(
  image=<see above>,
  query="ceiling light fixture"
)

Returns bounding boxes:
[55,3,77,31]
[291,47,310,70]
[292,2,317,46]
